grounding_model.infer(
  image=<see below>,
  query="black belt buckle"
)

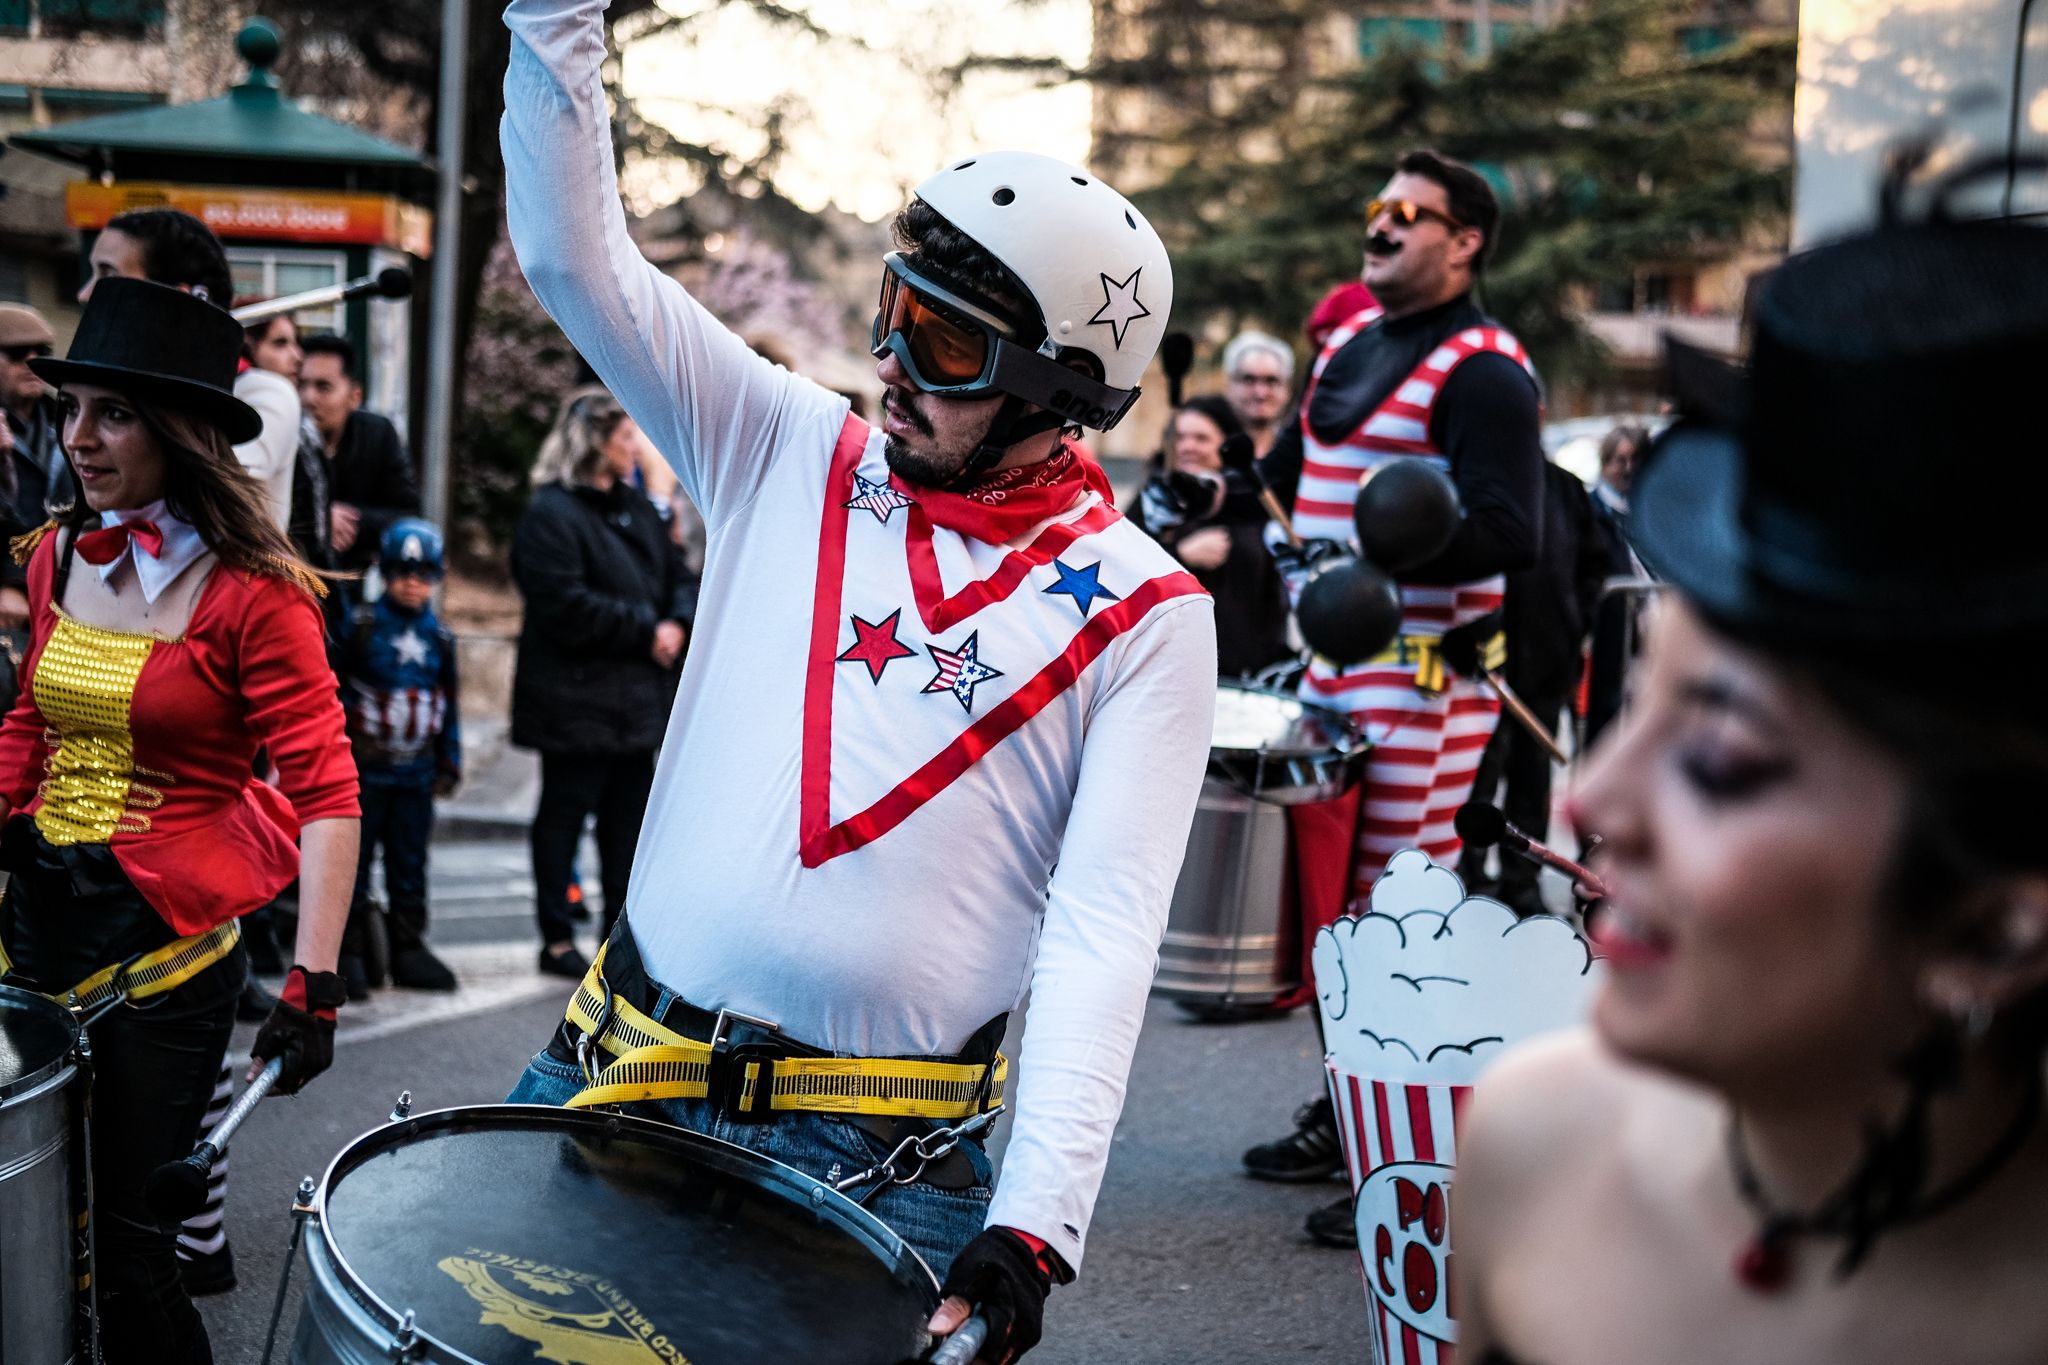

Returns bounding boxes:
[707,1006,785,1125]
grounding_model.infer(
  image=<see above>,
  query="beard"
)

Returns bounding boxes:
[882,432,968,487]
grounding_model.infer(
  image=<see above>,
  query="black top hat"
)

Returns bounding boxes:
[29,276,261,445]
[1632,219,2048,647]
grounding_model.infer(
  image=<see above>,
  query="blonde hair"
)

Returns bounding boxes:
[532,385,628,488]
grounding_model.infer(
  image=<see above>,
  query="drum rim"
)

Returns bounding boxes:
[305,1102,940,1359]
[0,982,80,1102]
[1210,678,1370,760]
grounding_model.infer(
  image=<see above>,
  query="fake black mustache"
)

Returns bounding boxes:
[1365,234,1402,258]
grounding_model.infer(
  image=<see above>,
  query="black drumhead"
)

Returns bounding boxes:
[0,984,77,1101]
[321,1107,936,1365]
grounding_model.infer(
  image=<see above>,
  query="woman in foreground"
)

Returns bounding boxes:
[1451,213,2048,1362]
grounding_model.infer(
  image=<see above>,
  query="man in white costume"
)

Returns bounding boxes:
[500,2,1216,1356]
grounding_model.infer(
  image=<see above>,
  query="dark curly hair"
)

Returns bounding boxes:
[890,198,1040,344]
[104,208,234,310]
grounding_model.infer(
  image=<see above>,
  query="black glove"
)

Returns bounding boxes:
[1263,527,1347,599]
[932,1226,1061,1363]
[251,965,345,1094]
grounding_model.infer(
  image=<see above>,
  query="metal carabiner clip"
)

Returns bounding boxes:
[575,965,616,1085]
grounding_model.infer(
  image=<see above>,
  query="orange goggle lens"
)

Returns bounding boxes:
[879,270,992,387]
[1364,198,1465,231]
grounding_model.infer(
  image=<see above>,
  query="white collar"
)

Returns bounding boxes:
[96,501,209,605]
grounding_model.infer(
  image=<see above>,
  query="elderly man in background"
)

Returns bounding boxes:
[0,305,66,632]
[1221,329,1296,459]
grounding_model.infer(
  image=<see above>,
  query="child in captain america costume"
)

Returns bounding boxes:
[334,517,461,994]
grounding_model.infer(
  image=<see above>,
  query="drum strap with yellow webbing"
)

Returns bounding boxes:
[560,941,1007,1121]
[0,920,241,1016]
[1359,628,1507,698]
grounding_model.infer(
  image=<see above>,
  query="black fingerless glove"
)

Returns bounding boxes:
[935,1226,1064,1363]
[251,965,345,1094]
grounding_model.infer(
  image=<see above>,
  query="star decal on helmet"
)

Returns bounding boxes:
[1088,268,1152,349]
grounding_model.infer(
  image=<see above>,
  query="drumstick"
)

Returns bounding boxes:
[928,1313,990,1365]
[1484,670,1571,766]
[145,1057,285,1221]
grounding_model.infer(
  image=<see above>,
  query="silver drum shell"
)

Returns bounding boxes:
[0,986,84,1365]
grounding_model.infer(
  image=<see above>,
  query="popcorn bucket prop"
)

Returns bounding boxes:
[1313,850,1603,1364]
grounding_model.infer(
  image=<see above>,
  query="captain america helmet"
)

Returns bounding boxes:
[380,517,445,578]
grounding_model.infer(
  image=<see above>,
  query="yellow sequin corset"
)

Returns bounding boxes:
[31,612,175,845]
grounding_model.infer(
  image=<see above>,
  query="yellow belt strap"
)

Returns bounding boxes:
[2,921,242,1013]
[1346,630,1507,697]
[559,943,1007,1119]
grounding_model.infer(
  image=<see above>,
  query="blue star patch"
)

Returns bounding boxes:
[1042,558,1122,617]
[844,473,913,526]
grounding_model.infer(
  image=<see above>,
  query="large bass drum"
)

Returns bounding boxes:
[0,982,90,1365]
[291,1104,939,1365]
[1155,681,1369,1012]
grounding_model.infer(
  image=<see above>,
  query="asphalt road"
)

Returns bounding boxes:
[191,836,1375,1364]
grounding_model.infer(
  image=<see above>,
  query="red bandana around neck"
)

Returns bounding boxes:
[896,443,1115,545]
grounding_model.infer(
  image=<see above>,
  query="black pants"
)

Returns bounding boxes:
[1459,675,1572,908]
[530,750,655,947]
[348,780,435,954]
[1,829,241,1365]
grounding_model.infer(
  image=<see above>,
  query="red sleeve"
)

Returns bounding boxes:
[0,536,57,810]
[239,574,359,823]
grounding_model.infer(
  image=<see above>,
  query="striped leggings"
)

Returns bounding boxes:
[176,1064,232,1263]
[1340,672,1501,904]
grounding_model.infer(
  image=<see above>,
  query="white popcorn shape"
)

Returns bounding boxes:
[1313,849,1603,1086]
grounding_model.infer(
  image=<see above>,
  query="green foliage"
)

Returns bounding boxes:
[1114,0,1794,388]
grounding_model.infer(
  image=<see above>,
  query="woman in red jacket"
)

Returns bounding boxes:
[0,277,359,1365]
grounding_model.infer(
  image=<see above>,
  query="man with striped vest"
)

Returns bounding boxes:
[1248,149,1546,1247]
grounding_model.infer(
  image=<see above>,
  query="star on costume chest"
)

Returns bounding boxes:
[1042,558,1121,617]
[835,609,917,683]
[921,631,1005,713]
[843,473,914,526]
[392,629,430,667]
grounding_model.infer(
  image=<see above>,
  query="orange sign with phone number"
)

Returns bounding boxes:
[65,182,431,256]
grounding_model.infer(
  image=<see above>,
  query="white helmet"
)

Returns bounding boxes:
[907,150,1173,425]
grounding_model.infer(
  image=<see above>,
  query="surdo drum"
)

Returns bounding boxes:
[1154,681,1370,1011]
[290,1104,939,1365]
[0,983,92,1365]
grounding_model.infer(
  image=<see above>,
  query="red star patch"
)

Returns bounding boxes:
[835,609,917,684]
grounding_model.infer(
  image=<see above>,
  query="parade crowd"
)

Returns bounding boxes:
[4,2,2046,1359]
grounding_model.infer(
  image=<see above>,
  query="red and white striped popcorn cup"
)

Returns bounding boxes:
[1326,1065,1464,1365]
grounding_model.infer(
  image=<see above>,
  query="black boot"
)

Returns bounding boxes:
[389,943,458,991]
[1304,1195,1359,1248]
[1242,1097,1345,1183]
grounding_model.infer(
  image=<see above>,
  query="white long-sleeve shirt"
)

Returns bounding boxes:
[503,0,1216,1273]
[233,366,299,532]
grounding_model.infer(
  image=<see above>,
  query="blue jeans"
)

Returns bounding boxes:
[507,1040,993,1281]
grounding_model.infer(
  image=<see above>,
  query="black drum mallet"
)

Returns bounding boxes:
[1454,801,1608,899]
[927,1313,990,1365]
[145,1056,285,1221]
[1159,331,1195,408]
[229,267,412,326]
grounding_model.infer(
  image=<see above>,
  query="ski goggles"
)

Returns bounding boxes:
[870,253,1139,431]
[1365,198,1467,232]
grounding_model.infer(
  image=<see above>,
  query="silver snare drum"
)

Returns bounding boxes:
[291,1103,939,1365]
[0,982,89,1365]
[1156,682,1370,1010]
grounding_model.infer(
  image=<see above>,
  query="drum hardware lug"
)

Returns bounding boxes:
[292,1174,317,1215]
[390,1308,425,1362]
[389,1091,413,1123]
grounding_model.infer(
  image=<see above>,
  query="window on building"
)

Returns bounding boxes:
[227,248,347,334]
[36,0,164,37]
[0,255,26,304]
[0,0,28,37]
[1680,23,1738,56]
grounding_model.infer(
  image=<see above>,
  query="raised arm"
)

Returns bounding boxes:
[984,595,1217,1274]
[501,0,844,523]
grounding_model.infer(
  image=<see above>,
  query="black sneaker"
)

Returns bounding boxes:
[337,953,374,1002]
[1242,1097,1345,1183]
[538,944,591,980]
[1304,1195,1358,1249]
[390,944,459,992]
[178,1243,237,1296]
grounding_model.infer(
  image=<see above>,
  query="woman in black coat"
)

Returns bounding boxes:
[512,387,695,975]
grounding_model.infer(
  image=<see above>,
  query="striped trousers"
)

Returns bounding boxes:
[176,1063,232,1263]
[1335,671,1502,904]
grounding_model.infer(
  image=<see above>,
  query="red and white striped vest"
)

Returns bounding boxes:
[1293,305,1537,650]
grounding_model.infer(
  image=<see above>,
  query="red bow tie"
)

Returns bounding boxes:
[75,519,164,567]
